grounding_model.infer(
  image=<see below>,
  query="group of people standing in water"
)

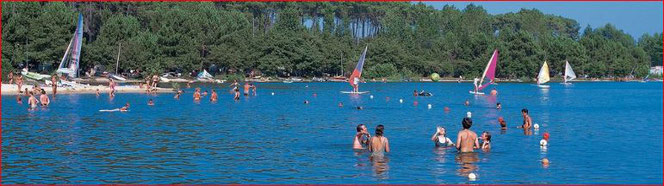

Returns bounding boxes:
[351,98,547,170]
[188,80,257,102]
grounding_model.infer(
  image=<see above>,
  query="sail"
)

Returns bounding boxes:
[477,49,499,91]
[564,61,577,82]
[348,46,367,87]
[197,69,213,79]
[57,13,83,78]
[537,61,550,84]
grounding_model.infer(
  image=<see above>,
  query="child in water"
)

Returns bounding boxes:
[540,132,549,147]
[431,126,454,147]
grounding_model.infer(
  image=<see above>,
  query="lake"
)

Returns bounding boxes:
[2,82,662,184]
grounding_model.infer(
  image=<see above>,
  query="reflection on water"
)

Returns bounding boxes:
[370,155,389,180]
[455,152,479,177]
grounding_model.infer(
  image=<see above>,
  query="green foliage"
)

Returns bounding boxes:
[1,2,660,80]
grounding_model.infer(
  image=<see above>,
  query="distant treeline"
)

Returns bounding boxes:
[2,2,662,80]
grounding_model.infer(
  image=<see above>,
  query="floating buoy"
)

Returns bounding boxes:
[370,95,374,99]
[271,92,275,95]
[467,111,472,118]
[533,123,540,129]
[413,101,419,106]
[313,93,317,97]
[540,139,548,146]
[468,173,477,180]
[427,104,432,109]
[399,99,403,103]
[444,107,450,112]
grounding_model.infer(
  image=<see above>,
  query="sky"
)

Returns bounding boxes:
[417,1,663,39]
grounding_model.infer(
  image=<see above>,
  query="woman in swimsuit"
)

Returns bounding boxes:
[369,125,390,159]
[431,126,454,147]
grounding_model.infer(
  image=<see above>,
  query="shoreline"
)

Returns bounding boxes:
[1,84,174,96]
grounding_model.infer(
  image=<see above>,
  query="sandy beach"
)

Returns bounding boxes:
[1,83,174,96]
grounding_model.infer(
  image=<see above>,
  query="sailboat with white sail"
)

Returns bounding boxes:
[537,61,550,88]
[469,49,499,95]
[341,46,369,94]
[57,13,83,79]
[562,61,576,85]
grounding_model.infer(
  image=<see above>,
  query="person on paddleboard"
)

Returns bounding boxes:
[473,78,479,93]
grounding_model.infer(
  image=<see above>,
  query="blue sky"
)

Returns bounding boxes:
[418,1,662,39]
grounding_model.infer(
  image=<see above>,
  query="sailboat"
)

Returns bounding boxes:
[341,46,369,94]
[57,13,83,79]
[469,49,499,95]
[537,61,550,88]
[562,61,577,85]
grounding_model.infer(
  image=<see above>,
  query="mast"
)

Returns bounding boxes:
[115,42,121,74]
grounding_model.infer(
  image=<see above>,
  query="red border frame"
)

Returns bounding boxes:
[0,0,662,185]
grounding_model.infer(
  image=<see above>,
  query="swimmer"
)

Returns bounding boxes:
[480,131,491,150]
[541,158,550,168]
[39,89,50,106]
[250,83,257,95]
[413,90,418,96]
[210,89,218,102]
[356,106,363,110]
[233,86,240,100]
[119,102,130,111]
[24,88,30,97]
[96,89,100,97]
[193,88,201,101]
[464,99,470,106]
[431,126,454,147]
[16,96,22,104]
[28,92,39,110]
[496,102,501,109]
[444,106,450,112]
[338,102,343,107]
[304,100,310,104]
[147,99,154,106]
[353,124,371,149]
[230,80,239,88]
[456,117,479,153]
[498,117,507,130]
[519,108,533,130]
[243,82,250,96]
[490,88,498,95]
[202,90,208,97]
[369,125,390,158]
[174,90,182,99]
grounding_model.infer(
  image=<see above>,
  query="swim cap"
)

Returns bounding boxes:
[543,132,550,141]
[467,111,472,118]
[498,117,504,122]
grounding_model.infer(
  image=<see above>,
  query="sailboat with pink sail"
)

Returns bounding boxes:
[469,49,499,95]
[57,13,83,78]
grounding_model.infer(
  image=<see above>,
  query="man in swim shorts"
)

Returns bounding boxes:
[456,117,479,153]
[193,88,201,101]
[210,89,218,102]
[353,124,371,149]
[243,82,250,96]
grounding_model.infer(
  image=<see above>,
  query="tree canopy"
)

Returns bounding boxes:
[2,2,660,80]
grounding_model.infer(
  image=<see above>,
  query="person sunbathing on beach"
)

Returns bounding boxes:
[39,90,50,106]
[456,117,479,153]
[353,124,371,150]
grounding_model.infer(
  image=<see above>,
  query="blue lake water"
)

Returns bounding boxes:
[2,82,662,184]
